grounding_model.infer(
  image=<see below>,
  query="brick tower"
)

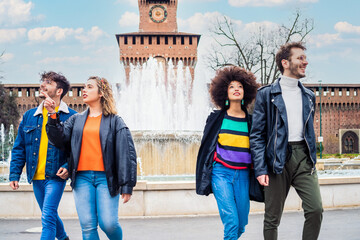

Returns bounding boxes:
[116,0,200,82]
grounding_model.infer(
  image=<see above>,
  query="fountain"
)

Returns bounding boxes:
[116,58,211,179]
[0,124,16,182]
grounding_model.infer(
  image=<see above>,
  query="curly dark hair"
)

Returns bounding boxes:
[276,42,307,74]
[209,66,259,110]
[40,71,70,99]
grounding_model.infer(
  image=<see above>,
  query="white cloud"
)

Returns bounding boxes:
[118,11,139,27]
[28,26,106,44]
[37,56,91,65]
[244,21,278,33]
[33,51,42,56]
[335,21,360,34]
[178,12,226,33]
[179,0,218,2]
[28,26,83,42]
[115,0,138,7]
[228,0,318,7]
[75,26,106,44]
[0,28,26,43]
[0,0,34,27]
[308,33,342,48]
[2,53,14,61]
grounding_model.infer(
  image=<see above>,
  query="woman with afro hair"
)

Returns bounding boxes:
[196,66,259,239]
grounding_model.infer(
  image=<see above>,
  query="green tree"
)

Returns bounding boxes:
[208,10,314,85]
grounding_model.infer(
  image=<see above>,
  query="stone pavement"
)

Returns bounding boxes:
[0,208,359,240]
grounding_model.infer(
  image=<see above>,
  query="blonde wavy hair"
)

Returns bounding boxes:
[88,76,117,116]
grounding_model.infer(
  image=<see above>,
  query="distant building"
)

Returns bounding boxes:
[305,84,360,154]
[116,0,201,81]
[3,84,86,118]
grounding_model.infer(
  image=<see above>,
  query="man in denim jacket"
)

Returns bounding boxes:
[9,71,76,240]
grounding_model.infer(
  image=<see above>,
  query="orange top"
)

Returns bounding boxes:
[77,114,105,171]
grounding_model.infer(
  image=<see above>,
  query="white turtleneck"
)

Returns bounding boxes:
[279,75,304,141]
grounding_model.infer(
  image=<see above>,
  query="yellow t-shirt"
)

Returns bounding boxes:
[33,106,59,180]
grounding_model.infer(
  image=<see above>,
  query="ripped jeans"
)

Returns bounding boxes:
[211,163,250,240]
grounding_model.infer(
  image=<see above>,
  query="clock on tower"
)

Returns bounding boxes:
[117,0,200,81]
[139,0,178,32]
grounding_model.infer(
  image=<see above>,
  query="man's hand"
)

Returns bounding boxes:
[42,91,56,113]
[257,174,269,186]
[56,167,69,180]
[10,181,19,190]
[121,194,131,204]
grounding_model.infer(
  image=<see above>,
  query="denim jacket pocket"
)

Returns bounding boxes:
[23,126,37,146]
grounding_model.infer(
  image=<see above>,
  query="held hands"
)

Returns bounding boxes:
[10,181,19,190]
[257,174,269,186]
[56,167,69,179]
[121,194,131,204]
[42,91,56,113]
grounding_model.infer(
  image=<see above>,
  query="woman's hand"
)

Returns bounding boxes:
[42,91,56,113]
[121,193,131,204]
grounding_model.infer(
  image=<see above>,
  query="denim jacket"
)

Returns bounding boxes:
[9,101,77,183]
[250,79,316,177]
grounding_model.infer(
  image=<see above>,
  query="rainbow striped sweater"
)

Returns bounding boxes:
[214,113,252,169]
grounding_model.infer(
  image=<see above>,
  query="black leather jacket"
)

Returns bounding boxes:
[47,109,137,196]
[250,79,317,178]
[196,108,252,196]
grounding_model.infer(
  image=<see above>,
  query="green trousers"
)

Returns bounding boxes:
[263,142,323,240]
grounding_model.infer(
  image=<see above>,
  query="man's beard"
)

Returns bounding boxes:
[289,63,306,79]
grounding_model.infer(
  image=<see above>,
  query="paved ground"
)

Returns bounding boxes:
[0,208,359,240]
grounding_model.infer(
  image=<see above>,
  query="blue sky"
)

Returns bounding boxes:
[0,0,359,84]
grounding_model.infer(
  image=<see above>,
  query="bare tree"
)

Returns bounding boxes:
[207,10,314,85]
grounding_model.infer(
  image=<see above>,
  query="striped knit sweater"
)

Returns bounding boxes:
[214,113,252,169]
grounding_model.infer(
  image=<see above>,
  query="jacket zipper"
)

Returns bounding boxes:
[273,108,278,173]
[304,98,315,174]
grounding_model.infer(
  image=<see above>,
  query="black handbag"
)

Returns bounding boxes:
[249,168,264,202]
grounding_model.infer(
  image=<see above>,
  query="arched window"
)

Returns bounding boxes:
[342,131,359,153]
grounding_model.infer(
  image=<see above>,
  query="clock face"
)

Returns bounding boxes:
[149,5,168,23]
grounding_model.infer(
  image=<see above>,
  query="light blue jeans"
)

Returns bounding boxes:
[73,171,123,240]
[211,163,250,240]
[32,179,68,240]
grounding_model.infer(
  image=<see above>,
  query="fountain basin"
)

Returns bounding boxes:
[132,131,202,177]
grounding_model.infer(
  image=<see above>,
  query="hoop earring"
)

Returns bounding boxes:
[225,100,229,106]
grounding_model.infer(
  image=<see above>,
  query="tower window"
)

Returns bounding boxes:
[132,36,136,45]
[173,36,176,45]
[189,36,193,45]
[149,36,152,45]
[181,36,184,45]
[157,36,160,44]
[141,36,144,45]
[165,36,168,45]
[124,36,128,45]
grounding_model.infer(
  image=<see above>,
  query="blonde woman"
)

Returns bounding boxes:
[44,76,137,240]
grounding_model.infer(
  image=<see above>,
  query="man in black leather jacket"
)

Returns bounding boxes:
[250,42,323,240]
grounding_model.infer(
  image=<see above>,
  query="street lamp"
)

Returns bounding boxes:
[318,80,323,159]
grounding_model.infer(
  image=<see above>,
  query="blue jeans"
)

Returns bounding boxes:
[211,163,250,240]
[73,171,123,240]
[32,180,68,240]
